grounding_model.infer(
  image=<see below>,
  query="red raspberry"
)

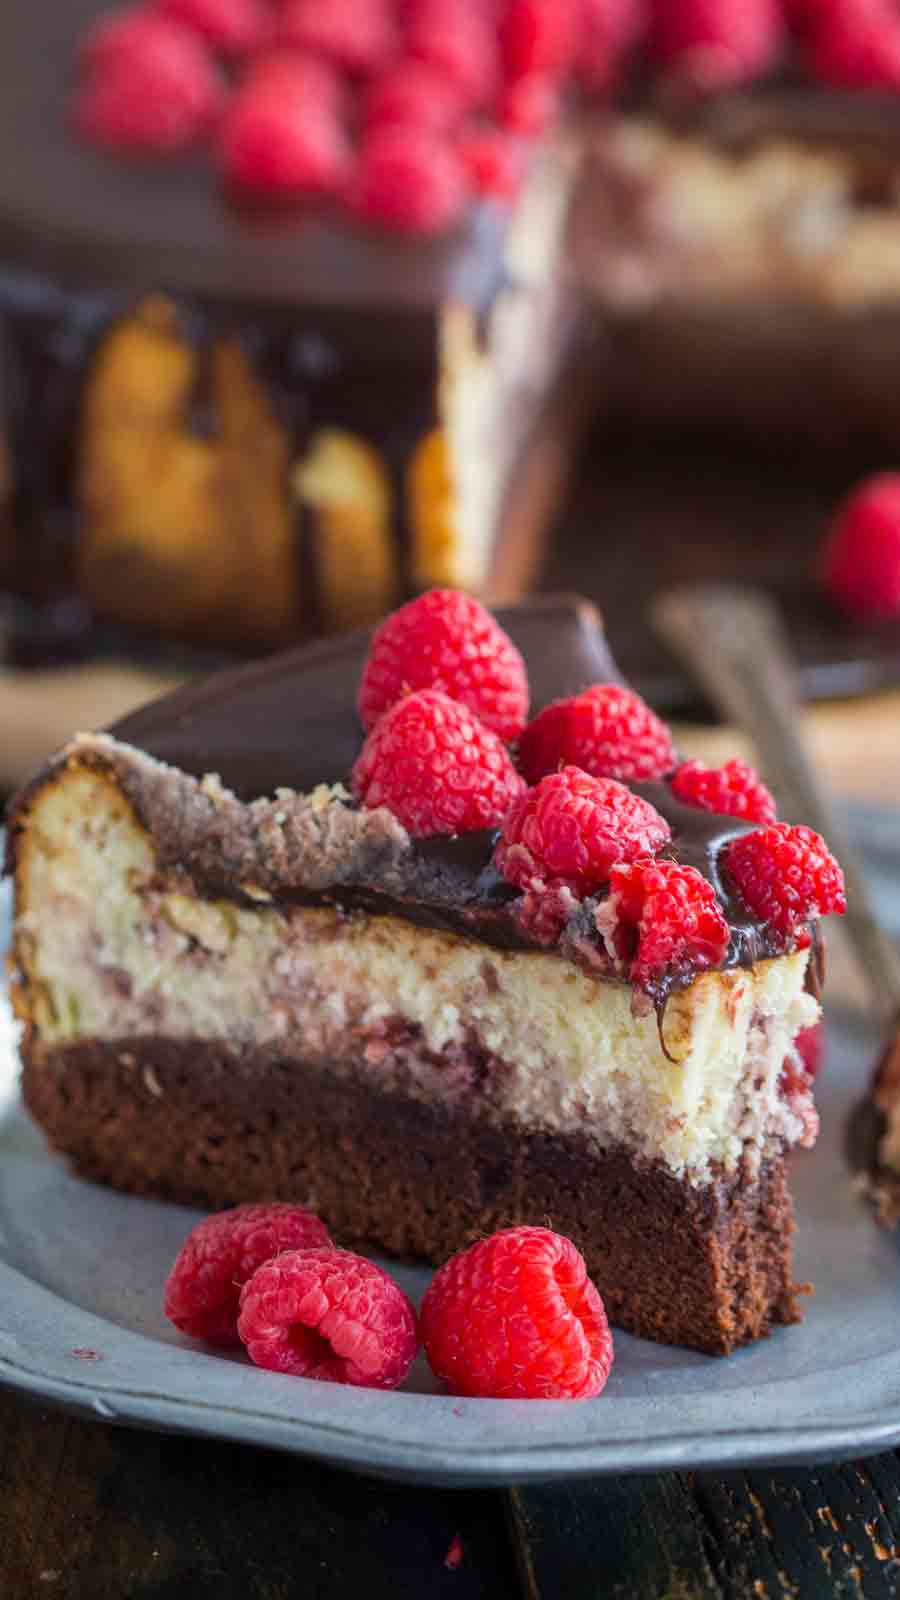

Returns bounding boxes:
[241,50,344,111]
[497,74,560,135]
[79,5,180,72]
[353,689,524,837]
[363,61,466,133]
[277,0,398,77]
[807,0,900,88]
[606,858,730,986]
[164,1203,332,1346]
[725,823,846,945]
[518,683,677,785]
[500,0,581,82]
[220,75,352,199]
[670,758,777,825]
[237,1247,418,1389]
[576,0,648,95]
[794,1020,824,1079]
[818,473,900,621]
[358,589,529,741]
[459,126,526,199]
[74,11,223,155]
[420,1226,613,1400]
[408,0,498,107]
[158,0,270,57]
[348,125,468,234]
[648,0,784,89]
[494,766,671,898]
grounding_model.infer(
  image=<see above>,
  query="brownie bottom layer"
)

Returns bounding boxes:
[22,1039,801,1356]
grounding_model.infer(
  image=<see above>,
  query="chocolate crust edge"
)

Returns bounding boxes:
[22,1037,801,1356]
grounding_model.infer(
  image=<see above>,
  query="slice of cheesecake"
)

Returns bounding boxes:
[7,597,832,1355]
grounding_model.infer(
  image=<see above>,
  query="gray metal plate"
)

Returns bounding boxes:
[0,829,899,1486]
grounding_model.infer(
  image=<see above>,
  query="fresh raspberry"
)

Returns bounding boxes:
[458,126,526,199]
[277,0,398,77]
[358,589,529,741]
[648,0,784,89]
[518,683,677,786]
[420,1226,613,1400]
[363,61,466,133]
[237,1247,418,1389]
[158,0,270,57]
[725,823,846,945]
[605,858,730,986]
[576,0,647,94]
[79,5,181,72]
[494,767,671,898]
[74,11,223,155]
[408,0,498,107]
[794,1020,824,1078]
[499,0,581,82]
[220,74,352,199]
[164,1203,332,1346]
[818,473,900,621]
[348,125,468,233]
[497,74,560,135]
[670,758,777,825]
[241,50,345,112]
[353,689,524,837]
[807,0,900,88]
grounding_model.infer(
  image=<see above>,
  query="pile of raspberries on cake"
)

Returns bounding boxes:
[71,0,900,232]
[352,588,846,989]
[166,1203,615,1399]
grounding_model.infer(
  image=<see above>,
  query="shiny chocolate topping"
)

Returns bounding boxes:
[113,594,783,987]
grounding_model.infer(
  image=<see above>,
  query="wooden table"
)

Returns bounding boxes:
[2,697,899,1600]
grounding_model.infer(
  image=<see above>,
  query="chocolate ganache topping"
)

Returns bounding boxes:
[110,594,789,995]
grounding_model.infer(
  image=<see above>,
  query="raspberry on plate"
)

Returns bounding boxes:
[458,126,526,199]
[347,124,468,234]
[518,683,677,785]
[363,61,466,133]
[498,75,560,136]
[277,0,398,78]
[500,0,582,82]
[164,1202,332,1345]
[818,473,900,621]
[408,0,498,107]
[671,758,777,824]
[605,858,730,987]
[238,1247,418,1388]
[576,0,648,96]
[220,74,352,199]
[74,10,224,155]
[648,0,784,88]
[807,0,900,88]
[353,688,524,836]
[358,588,529,741]
[158,0,270,58]
[420,1225,613,1400]
[724,822,846,945]
[494,766,671,897]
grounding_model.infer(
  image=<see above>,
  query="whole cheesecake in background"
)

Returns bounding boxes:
[1,0,900,675]
[7,593,846,1355]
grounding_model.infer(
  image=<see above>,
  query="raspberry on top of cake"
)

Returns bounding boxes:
[7,591,845,1355]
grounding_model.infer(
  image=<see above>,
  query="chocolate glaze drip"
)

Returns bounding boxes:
[111,595,785,995]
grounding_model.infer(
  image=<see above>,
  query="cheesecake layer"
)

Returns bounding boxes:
[13,734,818,1186]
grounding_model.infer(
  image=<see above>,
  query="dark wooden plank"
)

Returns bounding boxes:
[507,1475,722,1600]
[0,1390,521,1600]
[510,1457,900,1600]
[693,1458,900,1600]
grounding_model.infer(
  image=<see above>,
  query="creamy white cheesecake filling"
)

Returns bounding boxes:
[15,762,819,1186]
